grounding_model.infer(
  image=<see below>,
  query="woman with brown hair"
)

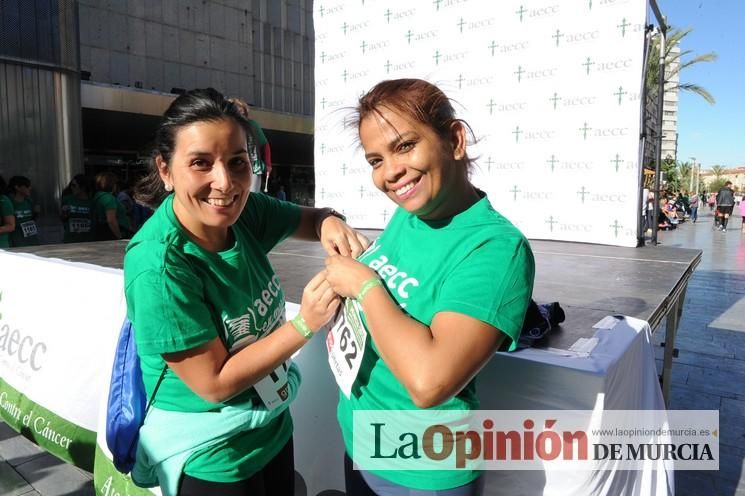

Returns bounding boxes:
[93,171,133,240]
[324,79,536,495]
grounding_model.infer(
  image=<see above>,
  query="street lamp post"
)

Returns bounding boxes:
[689,157,696,194]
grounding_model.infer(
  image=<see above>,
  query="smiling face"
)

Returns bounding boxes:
[159,118,251,250]
[359,106,466,220]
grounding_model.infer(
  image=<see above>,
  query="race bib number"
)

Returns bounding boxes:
[20,221,37,237]
[69,218,91,233]
[253,360,291,410]
[326,298,367,398]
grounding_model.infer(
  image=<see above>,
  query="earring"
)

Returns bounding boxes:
[164,183,173,192]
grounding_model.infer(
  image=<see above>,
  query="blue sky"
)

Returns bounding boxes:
[655,0,745,169]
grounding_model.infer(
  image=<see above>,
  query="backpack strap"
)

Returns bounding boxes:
[145,365,168,413]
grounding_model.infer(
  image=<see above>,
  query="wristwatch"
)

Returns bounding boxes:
[316,208,347,237]
[323,208,347,223]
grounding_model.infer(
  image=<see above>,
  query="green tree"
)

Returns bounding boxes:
[646,27,718,104]
[710,165,725,181]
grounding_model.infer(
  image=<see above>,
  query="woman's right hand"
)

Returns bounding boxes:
[299,269,341,332]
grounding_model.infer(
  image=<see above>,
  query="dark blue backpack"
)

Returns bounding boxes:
[105,319,166,473]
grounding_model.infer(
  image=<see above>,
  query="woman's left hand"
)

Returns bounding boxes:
[325,255,378,299]
[320,216,370,258]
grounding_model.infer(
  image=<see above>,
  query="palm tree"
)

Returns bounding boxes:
[646,27,718,104]
[710,165,724,181]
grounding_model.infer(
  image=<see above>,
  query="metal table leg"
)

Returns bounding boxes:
[661,287,687,406]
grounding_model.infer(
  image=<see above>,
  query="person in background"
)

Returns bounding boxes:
[8,175,40,246]
[716,180,735,232]
[229,99,272,193]
[688,190,699,223]
[275,184,287,202]
[125,88,368,496]
[323,79,535,495]
[93,171,133,240]
[117,180,136,229]
[61,174,95,243]
[0,175,16,248]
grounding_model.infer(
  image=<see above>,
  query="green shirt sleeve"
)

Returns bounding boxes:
[437,237,535,351]
[239,192,301,253]
[126,249,219,355]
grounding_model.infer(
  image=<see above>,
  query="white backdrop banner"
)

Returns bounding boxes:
[0,251,125,470]
[313,0,647,247]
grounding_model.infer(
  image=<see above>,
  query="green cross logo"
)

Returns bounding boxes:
[486,98,496,115]
[456,74,465,89]
[588,0,593,9]
[458,17,466,33]
[384,60,392,74]
[360,40,367,54]
[320,51,327,63]
[547,154,558,172]
[553,29,563,47]
[342,22,349,35]
[341,163,347,175]
[577,186,590,203]
[583,57,595,75]
[434,0,444,10]
[319,5,325,17]
[385,9,392,23]
[406,30,414,44]
[433,50,442,65]
[611,153,622,172]
[485,156,494,172]
[512,125,523,143]
[546,216,558,232]
[320,97,327,109]
[610,220,623,237]
[617,18,630,37]
[320,143,326,155]
[579,122,592,140]
[342,69,348,82]
[489,40,498,56]
[514,65,525,82]
[550,92,561,109]
[359,186,365,199]
[319,187,326,199]
[614,86,627,105]
[510,185,522,200]
[382,209,389,223]
[516,5,527,22]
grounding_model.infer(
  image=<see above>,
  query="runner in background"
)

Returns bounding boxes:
[7,175,40,246]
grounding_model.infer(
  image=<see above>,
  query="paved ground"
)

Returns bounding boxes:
[1,206,743,496]
[652,206,745,496]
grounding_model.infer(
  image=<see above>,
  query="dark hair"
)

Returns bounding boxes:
[9,175,31,192]
[72,173,94,196]
[351,79,475,170]
[136,88,255,208]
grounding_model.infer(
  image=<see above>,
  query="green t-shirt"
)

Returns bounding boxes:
[93,191,132,238]
[0,195,13,248]
[123,192,301,482]
[61,195,93,243]
[338,195,535,490]
[10,197,39,247]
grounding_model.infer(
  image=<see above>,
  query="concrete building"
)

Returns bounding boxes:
[660,45,680,161]
[1,0,316,243]
[701,166,745,194]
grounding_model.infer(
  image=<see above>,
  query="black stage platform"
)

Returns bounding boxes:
[14,233,701,404]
